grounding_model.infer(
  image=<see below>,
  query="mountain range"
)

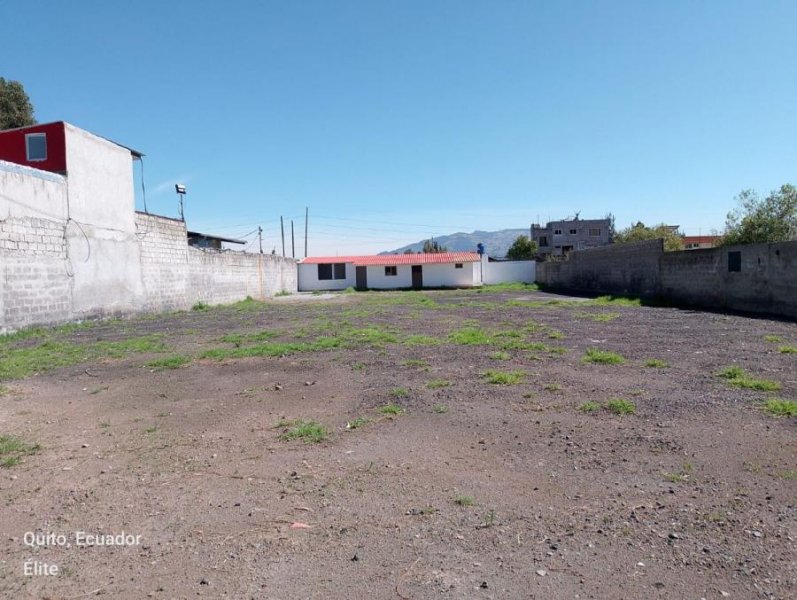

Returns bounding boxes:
[382,229,529,257]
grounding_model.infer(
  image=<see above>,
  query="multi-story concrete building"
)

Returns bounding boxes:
[531,218,611,256]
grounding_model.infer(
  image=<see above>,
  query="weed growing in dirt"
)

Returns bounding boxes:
[0,435,40,467]
[544,383,562,391]
[433,404,449,414]
[277,419,328,443]
[606,398,636,415]
[717,366,782,391]
[200,337,343,360]
[778,345,797,354]
[477,282,539,292]
[220,330,277,346]
[346,417,371,430]
[192,301,209,311]
[402,335,444,346]
[483,370,524,385]
[274,290,292,297]
[351,362,366,370]
[547,330,565,339]
[454,495,475,507]
[390,387,410,399]
[403,359,430,368]
[426,379,451,389]
[644,359,669,368]
[379,403,404,416]
[663,462,693,483]
[764,335,784,343]
[576,311,620,322]
[778,470,797,480]
[582,348,626,365]
[0,385,8,397]
[579,401,601,412]
[489,351,511,360]
[146,355,191,370]
[763,398,797,417]
[450,327,492,345]
[144,426,158,434]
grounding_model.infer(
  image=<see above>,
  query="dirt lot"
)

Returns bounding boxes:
[0,287,795,599]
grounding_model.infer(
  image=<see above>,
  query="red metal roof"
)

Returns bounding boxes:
[301,252,481,266]
[683,235,721,245]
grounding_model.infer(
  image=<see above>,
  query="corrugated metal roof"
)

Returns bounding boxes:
[301,252,481,266]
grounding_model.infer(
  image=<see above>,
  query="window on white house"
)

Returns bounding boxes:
[318,263,346,280]
[554,229,562,235]
[26,133,47,161]
[569,229,577,235]
[539,236,548,246]
[454,263,463,269]
[385,266,397,276]
[589,228,601,236]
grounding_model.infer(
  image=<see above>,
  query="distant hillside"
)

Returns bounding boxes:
[383,229,528,257]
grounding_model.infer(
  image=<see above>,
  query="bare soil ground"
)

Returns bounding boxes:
[1,287,795,599]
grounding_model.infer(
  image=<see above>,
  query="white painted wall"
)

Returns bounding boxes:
[365,264,413,289]
[482,258,536,284]
[420,262,480,287]
[297,262,356,291]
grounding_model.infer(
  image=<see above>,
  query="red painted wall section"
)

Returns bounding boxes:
[0,121,67,174]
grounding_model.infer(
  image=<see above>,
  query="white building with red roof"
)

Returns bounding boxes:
[299,252,484,291]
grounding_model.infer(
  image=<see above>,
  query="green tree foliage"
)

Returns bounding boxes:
[0,78,36,130]
[721,184,797,246]
[614,222,684,252]
[422,239,447,253]
[505,235,538,259]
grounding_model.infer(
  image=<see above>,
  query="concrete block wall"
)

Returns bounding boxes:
[537,239,663,297]
[136,212,297,312]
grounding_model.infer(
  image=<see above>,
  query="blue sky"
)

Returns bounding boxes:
[4,1,796,255]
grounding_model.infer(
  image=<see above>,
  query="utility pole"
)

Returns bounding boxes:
[304,206,308,258]
[280,216,285,258]
[258,226,263,254]
[291,220,295,259]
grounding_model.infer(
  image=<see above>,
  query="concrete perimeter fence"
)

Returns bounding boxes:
[536,239,797,320]
[0,161,297,332]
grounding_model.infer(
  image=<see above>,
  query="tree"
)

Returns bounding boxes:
[721,184,797,246]
[0,78,36,130]
[422,238,447,253]
[506,235,538,260]
[614,222,684,252]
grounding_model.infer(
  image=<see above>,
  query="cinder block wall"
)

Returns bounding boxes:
[537,239,663,297]
[537,238,797,319]
[136,212,298,312]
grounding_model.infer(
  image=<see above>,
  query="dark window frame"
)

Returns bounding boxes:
[454,263,463,269]
[25,133,47,162]
[385,266,398,276]
[728,251,741,272]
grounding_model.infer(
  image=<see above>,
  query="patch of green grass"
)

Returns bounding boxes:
[717,366,782,391]
[200,337,343,360]
[644,358,669,368]
[144,426,158,434]
[99,421,111,429]
[274,290,292,297]
[764,335,784,343]
[575,311,620,322]
[579,401,601,412]
[426,379,451,389]
[379,403,405,416]
[489,351,511,360]
[0,341,88,381]
[403,358,430,368]
[339,326,398,347]
[543,383,562,391]
[345,417,371,430]
[402,334,444,346]
[778,345,797,354]
[277,419,328,443]
[454,495,475,507]
[483,370,524,385]
[449,327,493,345]
[582,348,626,365]
[663,471,688,483]
[220,330,277,345]
[478,282,539,292]
[0,327,48,345]
[94,335,169,358]
[0,435,41,467]
[390,387,410,399]
[591,295,642,307]
[145,355,191,370]
[763,398,797,417]
[0,385,9,397]
[351,362,366,371]
[191,301,209,311]
[778,470,797,480]
[547,329,565,339]
[606,398,636,415]
[432,404,449,414]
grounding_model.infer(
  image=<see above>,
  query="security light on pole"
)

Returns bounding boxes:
[175,184,187,221]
